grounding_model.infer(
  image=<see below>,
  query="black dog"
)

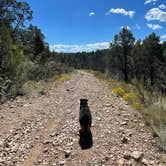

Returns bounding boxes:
[79,99,92,133]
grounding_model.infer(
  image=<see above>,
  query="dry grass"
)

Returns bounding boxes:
[22,73,73,96]
[90,70,166,151]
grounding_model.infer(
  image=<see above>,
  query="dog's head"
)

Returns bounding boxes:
[80,99,88,106]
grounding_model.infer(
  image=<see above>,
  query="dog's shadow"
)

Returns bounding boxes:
[79,130,93,150]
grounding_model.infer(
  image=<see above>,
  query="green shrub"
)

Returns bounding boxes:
[91,70,166,151]
[134,102,142,110]
[113,87,125,97]
[157,125,166,152]
[27,61,73,81]
[123,92,136,104]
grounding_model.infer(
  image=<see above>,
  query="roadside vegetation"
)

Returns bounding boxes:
[22,72,74,97]
[0,0,72,103]
[91,70,166,152]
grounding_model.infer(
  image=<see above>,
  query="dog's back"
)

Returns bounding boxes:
[79,99,92,132]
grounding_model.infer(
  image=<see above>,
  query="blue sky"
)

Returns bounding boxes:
[24,0,166,52]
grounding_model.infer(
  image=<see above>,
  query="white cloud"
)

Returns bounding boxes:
[135,24,141,30]
[145,8,166,22]
[106,8,135,18]
[146,23,163,30]
[120,26,131,30]
[144,0,158,5]
[160,35,166,41]
[159,4,166,9]
[89,12,95,16]
[50,42,110,53]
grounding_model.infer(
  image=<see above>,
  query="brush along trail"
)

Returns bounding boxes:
[0,71,164,166]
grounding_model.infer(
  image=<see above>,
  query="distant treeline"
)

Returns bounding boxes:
[53,29,166,93]
[0,0,71,103]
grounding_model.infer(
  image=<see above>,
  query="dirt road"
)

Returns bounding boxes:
[0,71,164,165]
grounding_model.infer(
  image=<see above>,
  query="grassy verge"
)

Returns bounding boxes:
[21,72,74,97]
[90,70,166,152]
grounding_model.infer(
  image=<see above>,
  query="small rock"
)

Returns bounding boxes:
[59,160,66,165]
[43,147,48,153]
[9,105,14,109]
[50,132,56,137]
[124,118,130,122]
[101,135,104,138]
[106,104,112,107]
[139,123,145,127]
[38,158,42,163]
[124,151,130,160]
[149,160,155,165]
[0,158,4,164]
[141,158,149,165]
[64,150,71,158]
[0,139,4,147]
[131,151,144,161]
[121,121,127,126]
[119,127,124,131]
[127,132,132,137]
[11,144,19,152]
[23,104,29,107]
[121,135,129,144]
[124,114,130,117]
[117,158,124,166]
[43,140,52,145]
[105,156,109,161]
[97,117,101,121]
[57,147,63,151]
[107,130,111,134]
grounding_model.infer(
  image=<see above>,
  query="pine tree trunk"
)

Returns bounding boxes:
[124,48,128,83]
[150,66,154,86]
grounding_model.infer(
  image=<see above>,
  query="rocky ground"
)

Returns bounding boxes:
[0,71,165,166]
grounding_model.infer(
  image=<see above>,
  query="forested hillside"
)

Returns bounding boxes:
[0,0,71,103]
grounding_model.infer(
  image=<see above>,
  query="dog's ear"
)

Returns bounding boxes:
[80,98,88,101]
[80,99,83,101]
[84,99,88,103]
[80,99,88,104]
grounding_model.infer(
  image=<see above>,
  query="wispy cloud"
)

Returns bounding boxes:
[106,8,135,18]
[145,8,166,22]
[50,42,110,53]
[146,23,163,30]
[160,35,166,41]
[135,24,141,30]
[144,0,158,5]
[89,12,95,16]
[158,4,166,9]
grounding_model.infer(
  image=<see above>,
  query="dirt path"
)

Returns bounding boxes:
[0,71,165,166]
